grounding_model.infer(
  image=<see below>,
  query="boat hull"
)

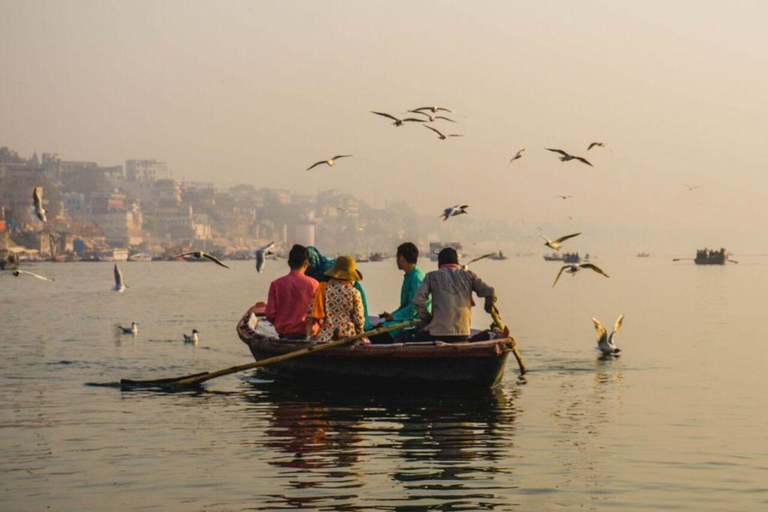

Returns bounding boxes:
[237,310,512,388]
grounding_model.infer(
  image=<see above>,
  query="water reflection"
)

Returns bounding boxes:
[242,382,522,510]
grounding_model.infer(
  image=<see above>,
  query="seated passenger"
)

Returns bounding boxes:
[305,246,371,330]
[307,255,365,343]
[410,247,496,343]
[265,245,319,339]
[369,242,429,344]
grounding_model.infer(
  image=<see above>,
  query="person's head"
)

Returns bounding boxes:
[288,244,310,271]
[437,247,459,266]
[396,242,418,270]
[324,255,363,282]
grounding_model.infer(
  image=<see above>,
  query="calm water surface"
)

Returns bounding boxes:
[1,257,766,511]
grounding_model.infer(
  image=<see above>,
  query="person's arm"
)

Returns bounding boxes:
[470,271,497,312]
[413,278,432,322]
[265,283,278,323]
[391,272,420,322]
[354,282,371,331]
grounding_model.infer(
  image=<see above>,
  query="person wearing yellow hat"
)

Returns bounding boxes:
[306,255,366,343]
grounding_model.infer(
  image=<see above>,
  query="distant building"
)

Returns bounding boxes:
[126,159,167,182]
[62,192,86,216]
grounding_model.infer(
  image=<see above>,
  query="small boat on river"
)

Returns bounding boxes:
[236,306,515,387]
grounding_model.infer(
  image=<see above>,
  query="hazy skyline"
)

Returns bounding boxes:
[2,1,767,253]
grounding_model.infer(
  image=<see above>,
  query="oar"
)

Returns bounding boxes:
[120,319,423,391]
[489,305,527,375]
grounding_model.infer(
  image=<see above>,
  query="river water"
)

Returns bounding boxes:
[1,257,766,511]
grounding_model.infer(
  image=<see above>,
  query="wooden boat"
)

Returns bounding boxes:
[543,251,580,263]
[695,248,728,265]
[236,307,515,387]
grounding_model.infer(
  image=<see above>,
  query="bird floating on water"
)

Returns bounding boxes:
[254,241,275,273]
[118,322,138,335]
[174,251,230,269]
[592,314,624,356]
[441,204,469,221]
[32,187,47,223]
[424,125,463,140]
[407,110,456,123]
[183,329,200,344]
[12,269,55,281]
[113,264,126,292]
[508,149,525,167]
[552,263,610,288]
[546,148,593,167]
[371,111,425,127]
[539,232,581,251]
[306,155,353,171]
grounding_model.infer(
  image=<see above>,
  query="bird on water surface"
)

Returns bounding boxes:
[183,329,200,344]
[118,322,139,335]
[592,314,624,356]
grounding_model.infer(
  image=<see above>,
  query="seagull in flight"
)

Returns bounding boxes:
[546,148,593,167]
[413,106,453,114]
[113,264,126,292]
[441,204,469,221]
[683,184,699,191]
[183,329,200,344]
[118,322,139,335]
[12,269,55,281]
[254,241,275,273]
[587,142,606,151]
[508,149,525,168]
[174,251,230,269]
[552,263,610,288]
[556,195,574,200]
[461,252,494,270]
[32,187,47,223]
[539,232,581,251]
[407,110,457,123]
[424,125,463,140]
[371,111,426,127]
[592,314,624,356]
[306,155,353,171]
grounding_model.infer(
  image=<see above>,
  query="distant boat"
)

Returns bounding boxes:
[488,251,508,261]
[430,242,463,261]
[128,252,153,262]
[695,248,728,265]
[96,249,129,262]
[369,252,387,262]
[543,252,580,263]
[636,252,650,258]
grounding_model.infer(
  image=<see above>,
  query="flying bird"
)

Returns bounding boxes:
[174,251,230,269]
[12,269,55,281]
[32,187,47,223]
[683,184,699,191]
[507,149,525,168]
[113,264,126,292]
[413,106,453,114]
[545,148,593,167]
[461,253,494,270]
[556,195,574,200]
[587,142,606,151]
[370,111,425,127]
[441,204,469,221]
[254,241,276,273]
[592,314,624,356]
[306,155,353,171]
[552,263,610,288]
[407,110,457,123]
[183,329,200,344]
[539,232,581,251]
[424,125,463,140]
[118,322,139,335]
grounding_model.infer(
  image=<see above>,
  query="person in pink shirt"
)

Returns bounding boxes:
[265,245,320,339]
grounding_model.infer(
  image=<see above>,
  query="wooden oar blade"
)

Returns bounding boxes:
[120,372,210,391]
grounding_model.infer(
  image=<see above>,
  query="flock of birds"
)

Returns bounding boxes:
[13,105,631,356]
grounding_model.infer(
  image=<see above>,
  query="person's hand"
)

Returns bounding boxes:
[381,312,393,321]
[484,297,495,313]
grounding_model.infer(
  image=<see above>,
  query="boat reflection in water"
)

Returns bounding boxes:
[242,382,522,510]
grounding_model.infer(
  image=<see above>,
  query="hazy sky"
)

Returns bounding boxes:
[2,1,767,252]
